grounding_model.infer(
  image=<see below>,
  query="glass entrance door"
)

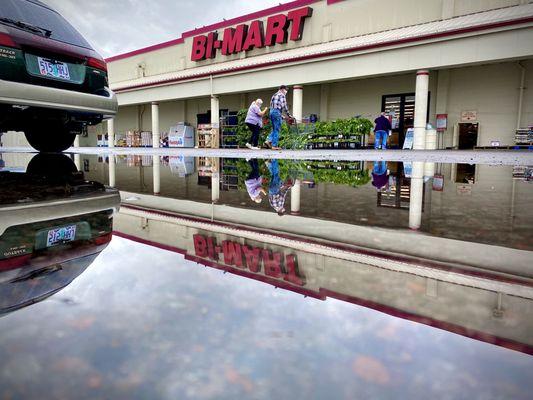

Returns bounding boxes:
[382,93,426,148]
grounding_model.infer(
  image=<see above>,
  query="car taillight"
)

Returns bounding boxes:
[93,233,112,245]
[0,32,19,49]
[87,57,107,72]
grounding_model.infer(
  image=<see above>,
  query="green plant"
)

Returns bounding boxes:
[233,109,372,149]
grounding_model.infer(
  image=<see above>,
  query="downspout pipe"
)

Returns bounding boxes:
[516,61,526,131]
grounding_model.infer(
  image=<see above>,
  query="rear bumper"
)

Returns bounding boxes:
[0,79,118,117]
[0,188,121,236]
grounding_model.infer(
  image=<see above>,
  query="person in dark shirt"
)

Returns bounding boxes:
[371,160,389,190]
[374,112,392,149]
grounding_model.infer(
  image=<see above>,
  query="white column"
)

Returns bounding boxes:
[153,155,161,195]
[73,135,80,147]
[210,95,220,149]
[293,85,303,123]
[409,161,425,230]
[413,70,430,150]
[107,118,115,148]
[151,102,159,148]
[108,154,116,188]
[290,179,302,215]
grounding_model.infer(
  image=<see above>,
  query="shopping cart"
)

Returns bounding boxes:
[283,117,315,149]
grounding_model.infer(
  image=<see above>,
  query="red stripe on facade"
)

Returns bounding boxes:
[105,0,320,62]
[106,38,185,63]
[113,16,533,93]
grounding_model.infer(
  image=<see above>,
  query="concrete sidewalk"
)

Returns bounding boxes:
[1,146,532,165]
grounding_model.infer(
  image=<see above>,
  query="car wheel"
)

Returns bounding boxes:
[27,153,78,178]
[24,123,77,153]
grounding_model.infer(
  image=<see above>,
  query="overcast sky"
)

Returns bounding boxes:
[42,0,281,58]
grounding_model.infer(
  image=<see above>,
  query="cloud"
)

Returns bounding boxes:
[41,0,281,57]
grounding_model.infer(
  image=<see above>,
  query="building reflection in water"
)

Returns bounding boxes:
[0,153,120,316]
[95,155,533,355]
[3,153,531,354]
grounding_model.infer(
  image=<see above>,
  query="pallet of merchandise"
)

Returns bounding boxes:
[141,155,153,166]
[126,130,142,147]
[126,155,142,167]
[196,157,213,176]
[140,131,152,147]
[515,127,533,145]
[196,124,213,148]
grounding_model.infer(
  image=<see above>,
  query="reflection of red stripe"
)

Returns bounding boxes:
[112,231,187,255]
[118,205,533,287]
[113,232,533,356]
[320,288,533,356]
[0,255,32,272]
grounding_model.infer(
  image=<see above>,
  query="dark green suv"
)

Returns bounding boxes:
[0,0,117,152]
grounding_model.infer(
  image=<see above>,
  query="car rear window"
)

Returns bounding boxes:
[0,0,92,49]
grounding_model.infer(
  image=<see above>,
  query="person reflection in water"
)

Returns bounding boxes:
[266,159,293,216]
[372,160,389,190]
[245,159,266,203]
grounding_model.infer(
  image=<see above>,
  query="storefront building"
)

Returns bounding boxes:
[89,0,533,148]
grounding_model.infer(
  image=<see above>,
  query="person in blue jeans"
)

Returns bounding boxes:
[371,160,389,191]
[374,112,392,149]
[266,159,293,215]
[266,85,293,150]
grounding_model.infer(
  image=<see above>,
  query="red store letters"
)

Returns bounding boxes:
[191,7,313,61]
[193,234,305,286]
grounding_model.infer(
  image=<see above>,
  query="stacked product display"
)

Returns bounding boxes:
[196,124,213,148]
[515,127,533,146]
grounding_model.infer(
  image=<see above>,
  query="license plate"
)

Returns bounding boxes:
[37,57,71,81]
[46,225,77,247]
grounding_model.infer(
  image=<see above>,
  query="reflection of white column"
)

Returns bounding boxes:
[108,154,116,188]
[211,172,220,203]
[290,179,301,215]
[108,118,115,148]
[452,124,459,149]
[74,154,81,170]
[151,102,159,148]
[210,95,220,149]
[409,162,425,230]
[211,158,220,203]
[413,70,429,150]
[424,127,437,177]
[153,155,160,195]
[293,85,303,123]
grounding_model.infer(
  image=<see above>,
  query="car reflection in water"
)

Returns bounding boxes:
[0,153,120,315]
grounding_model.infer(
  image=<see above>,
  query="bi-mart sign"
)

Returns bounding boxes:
[191,7,313,61]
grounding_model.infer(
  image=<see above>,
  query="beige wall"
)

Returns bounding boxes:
[442,60,533,146]
[105,60,533,146]
[107,0,528,84]
[113,212,533,346]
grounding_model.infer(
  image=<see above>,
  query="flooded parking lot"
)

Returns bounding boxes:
[0,150,532,399]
